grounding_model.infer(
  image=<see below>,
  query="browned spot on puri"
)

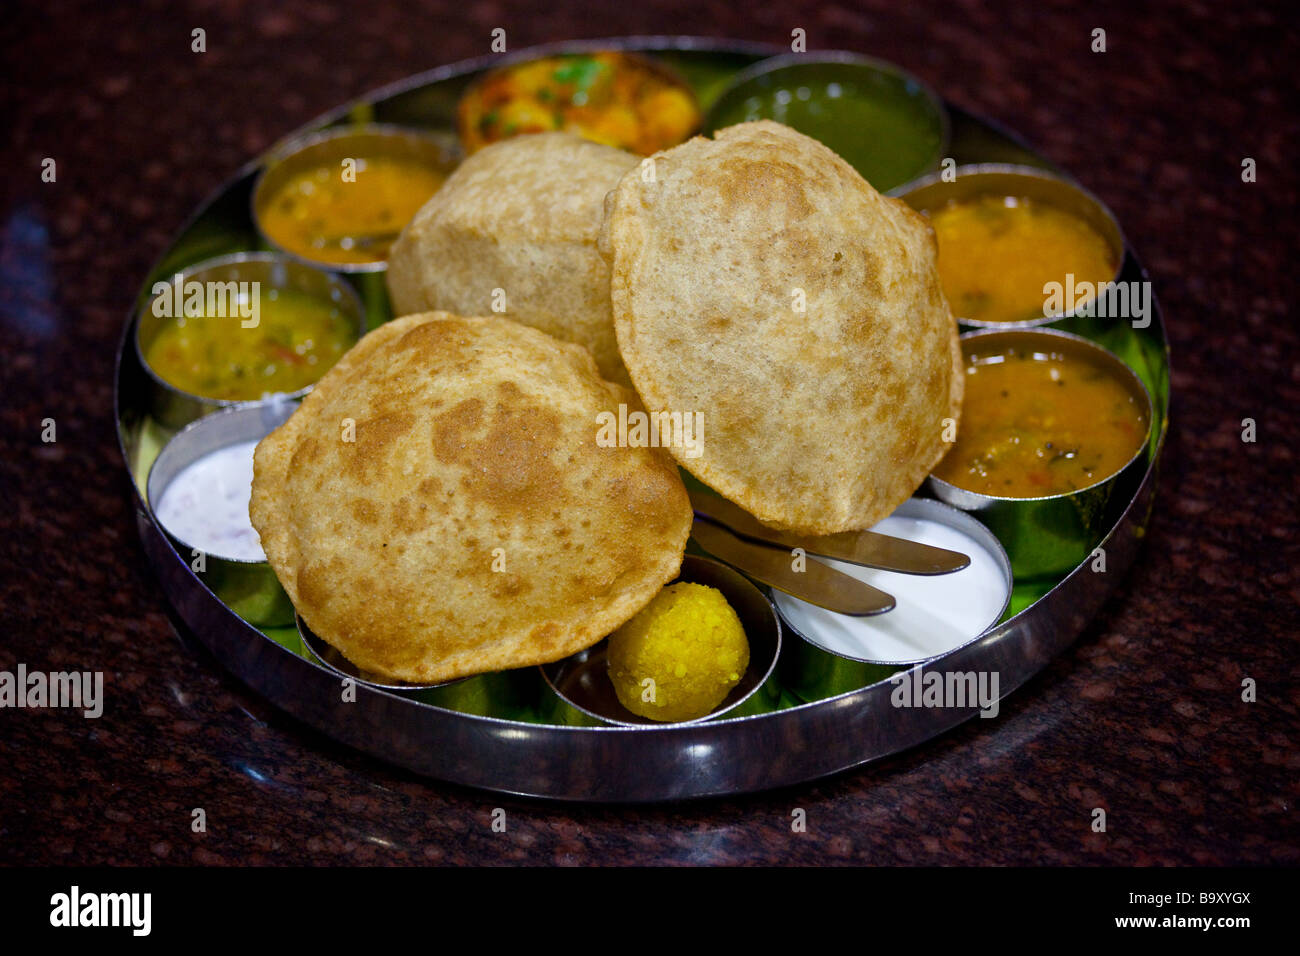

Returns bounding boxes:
[396,318,474,366]
[351,498,379,525]
[776,225,818,264]
[528,621,562,654]
[296,563,332,611]
[853,248,886,302]
[925,360,945,399]
[391,495,431,534]
[432,398,485,465]
[436,387,565,515]
[289,436,321,472]
[714,157,814,219]
[492,576,531,599]
[334,605,383,656]
[856,374,905,413]
[347,412,415,477]
[703,311,731,335]
[891,425,921,464]
[607,457,688,532]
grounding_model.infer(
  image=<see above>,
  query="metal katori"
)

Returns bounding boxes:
[251,123,460,274]
[896,163,1126,332]
[704,51,951,194]
[146,400,298,627]
[774,497,1013,701]
[540,554,783,726]
[927,328,1154,581]
[298,615,543,719]
[134,252,366,430]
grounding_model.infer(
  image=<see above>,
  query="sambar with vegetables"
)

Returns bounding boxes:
[933,334,1149,498]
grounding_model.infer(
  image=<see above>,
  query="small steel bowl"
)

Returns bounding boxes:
[298,616,567,721]
[134,252,366,430]
[540,555,782,727]
[773,497,1013,702]
[928,328,1154,580]
[703,51,950,194]
[897,163,1126,330]
[251,123,460,273]
[403,668,543,721]
[146,401,298,627]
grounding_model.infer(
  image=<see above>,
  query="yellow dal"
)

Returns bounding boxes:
[259,156,445,266]
[144,288,356,401]
[929,195,1117,324]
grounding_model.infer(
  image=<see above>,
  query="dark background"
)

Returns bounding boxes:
[1,0,1296,864]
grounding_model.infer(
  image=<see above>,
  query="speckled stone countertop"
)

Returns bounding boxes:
[1,0,1296,865]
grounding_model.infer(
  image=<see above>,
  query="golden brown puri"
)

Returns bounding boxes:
[600,120,964,535]
[386,133,639,386]
[249,312,692,684]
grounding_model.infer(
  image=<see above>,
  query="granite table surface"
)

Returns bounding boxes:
[1,0,1296,865]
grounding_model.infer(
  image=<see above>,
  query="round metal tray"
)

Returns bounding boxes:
[115,36,1170,802]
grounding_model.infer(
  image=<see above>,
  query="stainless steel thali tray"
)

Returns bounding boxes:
[115,36,1170,802]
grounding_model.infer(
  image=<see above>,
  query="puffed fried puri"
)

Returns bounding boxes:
[386,133,639,385]
[249,312,691,684]
[600,120,964,535]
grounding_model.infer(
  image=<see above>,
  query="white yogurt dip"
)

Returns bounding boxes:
[154,439,265,562]
[773,506,1010,664]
